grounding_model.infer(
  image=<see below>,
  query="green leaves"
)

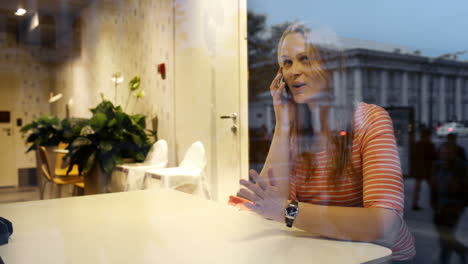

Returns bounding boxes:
[80,125,95,136]
[20,115,65,152]
[128,75,141,91]
[130,114,146,128]
[108,118,117,127]
[99,141,113,153]
[66,99,156,175]
[85,151,97,174]
[72,137,92,147]
[101,156,115,174]
[90,112,107,131]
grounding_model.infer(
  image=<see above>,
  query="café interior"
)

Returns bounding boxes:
[0,0,467,263]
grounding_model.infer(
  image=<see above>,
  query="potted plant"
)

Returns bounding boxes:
[21,116,88,187]
[21,115,67,184]
[21,115,64,152]
[66,99,156,195]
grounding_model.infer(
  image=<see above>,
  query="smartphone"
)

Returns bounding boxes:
[278,76,292,101]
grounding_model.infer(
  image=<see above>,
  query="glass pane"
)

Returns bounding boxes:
[247,1,468,263]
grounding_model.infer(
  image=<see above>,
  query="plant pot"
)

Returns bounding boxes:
[85,163,110,195]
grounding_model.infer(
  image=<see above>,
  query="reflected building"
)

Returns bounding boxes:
[333,48,468,128]
[249,43,468,176]
[250,46,468,132]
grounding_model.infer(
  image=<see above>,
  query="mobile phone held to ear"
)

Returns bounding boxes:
[278,76,292,101]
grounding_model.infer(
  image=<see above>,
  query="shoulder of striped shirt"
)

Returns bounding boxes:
[356,102,390,121]
[353,102,392,137]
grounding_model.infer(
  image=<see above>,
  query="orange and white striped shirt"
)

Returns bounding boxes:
[289,102,415,260]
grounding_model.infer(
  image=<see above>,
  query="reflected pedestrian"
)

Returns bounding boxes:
[411,128,437,210]
[433,133,467,264]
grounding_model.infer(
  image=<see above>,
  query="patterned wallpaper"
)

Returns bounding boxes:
[0,32,51,168]
[52,0,176,164]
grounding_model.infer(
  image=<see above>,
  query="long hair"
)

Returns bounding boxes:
[277,23,357,185]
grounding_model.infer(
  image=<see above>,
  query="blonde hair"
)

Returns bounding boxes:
[277,23,357,184]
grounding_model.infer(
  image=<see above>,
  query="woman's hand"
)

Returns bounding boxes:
[270,69,295,130]
[237,169,288,223]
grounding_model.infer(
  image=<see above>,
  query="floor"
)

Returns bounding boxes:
[0,178,467,263]
[0,182,75,203]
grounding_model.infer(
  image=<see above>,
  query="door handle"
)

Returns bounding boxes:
[220,113,237,120]
[220,113,238,134]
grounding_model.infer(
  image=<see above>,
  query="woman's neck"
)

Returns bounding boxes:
[306,103,330,134]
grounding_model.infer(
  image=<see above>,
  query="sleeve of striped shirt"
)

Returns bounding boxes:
[360,105,405,214]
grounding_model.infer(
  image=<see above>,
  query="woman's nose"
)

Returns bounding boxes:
[290,62,302,76]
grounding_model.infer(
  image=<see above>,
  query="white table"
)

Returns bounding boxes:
[0,190,392,264]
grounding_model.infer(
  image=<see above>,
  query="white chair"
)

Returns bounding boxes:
[144,141,209,198]
[109,139,168,192]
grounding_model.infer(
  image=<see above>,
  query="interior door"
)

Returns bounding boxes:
[0,72,18,187]
[174,0,248,202]
[212,0,248,203]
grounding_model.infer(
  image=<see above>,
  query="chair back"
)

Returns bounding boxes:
[179,141,207,171]
[55,142,68,170]
[38,146,53,181]
[143,139,168,167]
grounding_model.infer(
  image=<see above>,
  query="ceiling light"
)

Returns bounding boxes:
[15,8,27,16]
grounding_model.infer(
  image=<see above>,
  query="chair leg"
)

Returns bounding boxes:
[196,177,204,198]
[199,173,210,199]
[142,175,148,190]
[163,175,170,188]
[39,181,47,200]
[56,185,62,198]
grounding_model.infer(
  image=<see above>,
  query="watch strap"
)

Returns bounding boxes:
[285,201,298,228]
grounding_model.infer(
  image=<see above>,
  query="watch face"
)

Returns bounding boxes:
[286,206,298,217]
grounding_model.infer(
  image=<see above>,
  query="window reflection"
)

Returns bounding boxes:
[247,3,468,263]
[0,1,467,263]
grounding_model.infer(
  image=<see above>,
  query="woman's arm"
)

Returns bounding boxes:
[292,105,405,247]
[240,170,402,248]
[259,126,291,199]
[293,203,402,248]
[242,104,406,248]
[257,70,296,199]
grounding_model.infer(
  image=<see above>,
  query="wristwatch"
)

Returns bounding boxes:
[285,201,299,227]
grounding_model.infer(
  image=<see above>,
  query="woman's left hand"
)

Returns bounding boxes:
[237,168,288,223]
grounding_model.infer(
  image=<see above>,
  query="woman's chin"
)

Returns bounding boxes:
[293,91,331,104]
[292,93,316,104]
[292,96,308,104]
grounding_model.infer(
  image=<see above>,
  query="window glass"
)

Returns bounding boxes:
[0,1,467,263]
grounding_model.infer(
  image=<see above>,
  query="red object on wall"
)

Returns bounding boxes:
[157,63,166,80]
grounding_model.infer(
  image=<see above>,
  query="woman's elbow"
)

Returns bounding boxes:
[373,209,402,247]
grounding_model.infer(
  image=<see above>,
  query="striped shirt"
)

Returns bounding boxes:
[289,102,415,260]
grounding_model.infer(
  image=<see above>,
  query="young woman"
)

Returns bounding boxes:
[238,23,415,262]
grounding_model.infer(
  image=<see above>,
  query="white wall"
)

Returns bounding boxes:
[0,31,51,171]
[52,0,177,165]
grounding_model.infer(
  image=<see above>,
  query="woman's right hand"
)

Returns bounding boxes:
[270,69,295,130]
